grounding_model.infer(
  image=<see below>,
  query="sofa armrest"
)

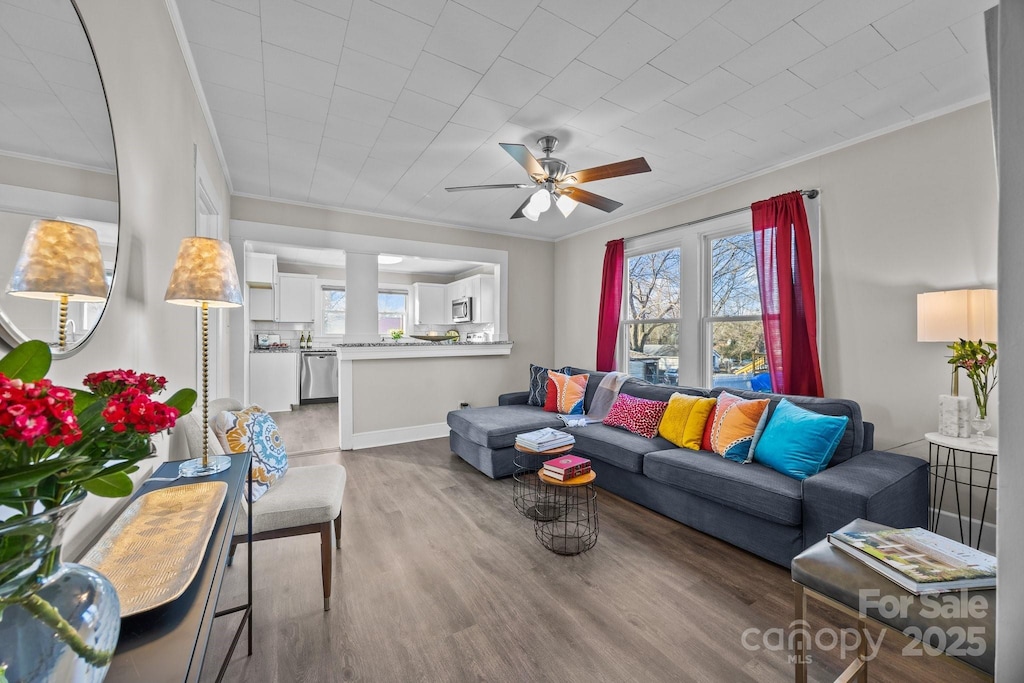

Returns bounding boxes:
[499,391,530,406]
[802,450,928,548]
[862,422,875,452]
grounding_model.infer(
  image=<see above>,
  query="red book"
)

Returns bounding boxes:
[543,455,591,479]
[542,464,591,481]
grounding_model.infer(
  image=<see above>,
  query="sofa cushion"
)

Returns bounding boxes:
[446,405,563,449]
[710,387,863,466]
[644,449,804,526]
[621,380,707,403]
[708,392,770,464]
[753,399,849,479]
[602,393,668,438]
[563,423,674,474]
[527,364,571,407]
[544,371,588,414]
[658,394,717,449]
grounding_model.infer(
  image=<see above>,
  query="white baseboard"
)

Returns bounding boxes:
[349,422,449,450]
[929,507,997,554]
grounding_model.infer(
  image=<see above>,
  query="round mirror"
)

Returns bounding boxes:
[0,0,118,358]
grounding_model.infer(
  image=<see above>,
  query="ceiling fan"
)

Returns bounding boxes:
[445,135,652,221]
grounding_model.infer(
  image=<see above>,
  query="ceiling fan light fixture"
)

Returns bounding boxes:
[556,194,578,218]
[522,204,541,221]
[528,188,551,212]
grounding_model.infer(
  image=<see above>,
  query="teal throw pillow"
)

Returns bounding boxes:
[753,399,848,480]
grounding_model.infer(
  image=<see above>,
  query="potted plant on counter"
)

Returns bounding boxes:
[0,341,196,683]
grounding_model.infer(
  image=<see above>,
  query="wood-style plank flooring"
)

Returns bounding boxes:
[202,408,989,682]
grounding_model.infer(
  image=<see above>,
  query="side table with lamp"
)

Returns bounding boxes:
[925,432,997,550]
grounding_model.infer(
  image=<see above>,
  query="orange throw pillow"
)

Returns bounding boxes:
[543,370,588,414]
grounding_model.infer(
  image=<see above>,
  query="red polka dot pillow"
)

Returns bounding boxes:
[602,393,668,439]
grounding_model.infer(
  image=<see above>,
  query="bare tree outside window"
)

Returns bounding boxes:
[624,248,680,384]
[709,233,768,391]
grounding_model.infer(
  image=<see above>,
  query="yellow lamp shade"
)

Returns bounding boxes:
[6,219,108,302]
[164,237,243,308]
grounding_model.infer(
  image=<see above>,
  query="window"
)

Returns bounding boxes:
[706,231,767,392]
[322,286,346,335]
[623,248,680,384]
[378,289,408,334]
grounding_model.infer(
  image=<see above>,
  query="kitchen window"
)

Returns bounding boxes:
[378,289,409,334]
[321,285,346,335]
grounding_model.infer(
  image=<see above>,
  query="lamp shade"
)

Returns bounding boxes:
[7,219,107,302]
[917,289,997,342]
[164,237,243,308]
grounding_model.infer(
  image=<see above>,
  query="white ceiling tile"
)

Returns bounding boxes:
[628,0,728,40]
[712,0,820,44]
[846,74,936,120]
[295,0,352,19]
[405,52,481,106]
[335,48,410,102]
[203,82,267,122]
[784,105,861,142]
[686,130,756,159]
[48,83,109,124]
[0,4,92,62]
[473,58,549,108]
[213,0,260,14]
[922,49,989,93]
[178,0,263,61]
[323,114,383,146]
[371,0,444,25]
[950,14,987,54]
[539,60,619,110]
[268,132,320,162]
[787,72,876,118]
[677,103,750,140]
[722,22,823,85]
[260,0,347,64]
[318,137,370,165]
[309,157,359,206]
[623,101,694,136]
[603,65,685,113]
[578,13,673,80]
[651,19,749,84]
[790,26,893,88]
[453,0,540,30]
[423,2,514,73]
[567,98,634,136]
[501,8,594,78]
[795,0,911,46]
[666,68,750,115]
[835,107,910,140]
[731,130,803,163]
[872,0,993,51]
[344,0,432,70]
[263,44,336,98]
[0,55,47,92]
[269,152,316,200]
[219,135,269,186]
[588,126,656,158]
[345,157,407,209]
[510,95,580,131]
[211,111,268,144]
[451,94,516,131]
[188,43,264,95]
[389,90,457,132]
[267,110,326,144]
[858,30,964,89]
[328,86,393,125]
[728,71,812,116]
[901,78,988,118]
[732,105,809,141]
[539,0,632,36]
[265,82,330,124]
[21,47,102,93]
[0,25,24,62]
[637,128,708,159]
[369,118,436,164]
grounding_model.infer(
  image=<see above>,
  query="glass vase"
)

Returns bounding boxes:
[970,413,992,445]
[0,492,121,682]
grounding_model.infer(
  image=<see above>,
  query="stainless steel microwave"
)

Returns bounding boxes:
[452,297,472,323]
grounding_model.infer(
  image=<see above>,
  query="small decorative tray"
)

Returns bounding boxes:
[81,481,227,617]
[409,334,458,342]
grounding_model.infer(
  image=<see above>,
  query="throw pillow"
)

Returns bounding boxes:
[658,393,717,449]
[528,364,571,406]
[543,370,588,415]
[709,392,771,463]
[603,393,668,439]
[753,399,849,480]
[212,405,289,503]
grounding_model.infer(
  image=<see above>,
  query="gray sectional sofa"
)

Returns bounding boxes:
[447,368,928,566]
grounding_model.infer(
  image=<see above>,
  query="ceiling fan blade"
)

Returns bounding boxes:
[562,157,652,185]
[445,183,531,192]
[499,143,546,180]
[509,195,534,219]
[558,187,623,213]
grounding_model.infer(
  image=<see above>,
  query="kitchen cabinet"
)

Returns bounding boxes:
[445,274,495,323]
[246,252,277,287]
[277,273,316,323]
[250,352,298,412]
[249,288,275,321]
[413,282,446,325]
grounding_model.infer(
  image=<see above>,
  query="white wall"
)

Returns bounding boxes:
[555,103,998,451]
[0,0,231,558]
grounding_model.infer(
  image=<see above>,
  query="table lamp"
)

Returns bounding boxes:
[165,237,243,477]
[6,219,108,350]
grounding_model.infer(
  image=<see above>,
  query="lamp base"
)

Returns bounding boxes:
[178,455,232,478]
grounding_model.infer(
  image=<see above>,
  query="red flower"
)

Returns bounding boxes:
[102,388,179,434]
[84,369,168,397]
[0,373,82,447]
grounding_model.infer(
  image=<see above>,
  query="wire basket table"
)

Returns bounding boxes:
[512,442,573,520]
[534,470,599,555]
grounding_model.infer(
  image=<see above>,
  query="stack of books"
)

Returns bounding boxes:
[828,523,997,594]
[542,455,592,481]
[515,428,574,452]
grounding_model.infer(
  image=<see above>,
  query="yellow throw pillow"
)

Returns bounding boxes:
[659,393,717,449]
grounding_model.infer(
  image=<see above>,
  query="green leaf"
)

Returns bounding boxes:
[0,340,51,381]
[0,460,67,493]
[71,389,100,413]
[82,471,133,498]
[165,388,198,416]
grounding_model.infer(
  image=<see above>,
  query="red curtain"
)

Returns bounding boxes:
[751,192,823,397]
[596,239,624,372]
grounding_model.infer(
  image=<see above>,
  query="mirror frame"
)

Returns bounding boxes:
[0,0,120,359]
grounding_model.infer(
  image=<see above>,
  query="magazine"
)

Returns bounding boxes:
[828,523,996,595]
[515,427,574,451]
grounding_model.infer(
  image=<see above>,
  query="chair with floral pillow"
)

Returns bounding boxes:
[169,399,346,611]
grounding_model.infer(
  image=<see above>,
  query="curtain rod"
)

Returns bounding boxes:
[628,189,820,242]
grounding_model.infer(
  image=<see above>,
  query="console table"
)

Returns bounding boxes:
[925,432,997,550]
[103,453,252,683]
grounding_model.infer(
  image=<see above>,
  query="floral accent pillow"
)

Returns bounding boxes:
[602,393,668,439]
[212,405,288,503]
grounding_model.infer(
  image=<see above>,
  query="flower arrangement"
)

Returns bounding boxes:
[0,340,195,669]
[390,329,403,341]
[948,338,998,419]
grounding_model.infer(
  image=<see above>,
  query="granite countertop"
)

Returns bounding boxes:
[251,348,299,353]
[333,340,513,347]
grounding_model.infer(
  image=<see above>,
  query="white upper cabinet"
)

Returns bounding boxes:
[246,252,277,288]
[413,282,446,325]
[277,273,316,323]
[444,274,495,323]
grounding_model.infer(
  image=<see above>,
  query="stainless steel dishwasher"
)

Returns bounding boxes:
[300,351,338,404]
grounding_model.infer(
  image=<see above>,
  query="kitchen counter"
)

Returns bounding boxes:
[334,341,510,347]
[251,348,299,353]
[334,340,513,362]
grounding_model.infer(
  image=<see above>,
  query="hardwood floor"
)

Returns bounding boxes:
[202,414,989,682]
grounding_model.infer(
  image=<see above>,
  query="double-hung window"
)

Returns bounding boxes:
[623,247,681,385]
[321,285,346,335]
[377,289,409,334]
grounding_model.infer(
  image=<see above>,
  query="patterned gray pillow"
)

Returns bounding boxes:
[527,364,572,406]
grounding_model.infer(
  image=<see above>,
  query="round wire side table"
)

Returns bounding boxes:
[534,470,599,555]
[512,442,573,520]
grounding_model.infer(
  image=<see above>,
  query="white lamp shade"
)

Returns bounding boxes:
[165,237,243,308]
[522,204,541,221]
[556,194,578,217]
[7,219,108,302]
[528,188,551,212]
[917,289,997,342]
